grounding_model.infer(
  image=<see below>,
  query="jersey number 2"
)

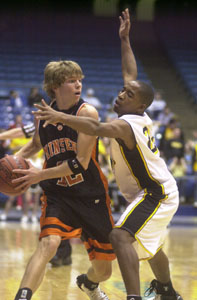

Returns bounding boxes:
[143,126,158,154]
[56,161,84,187]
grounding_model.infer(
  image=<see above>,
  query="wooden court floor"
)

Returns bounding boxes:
[0,222,197,300]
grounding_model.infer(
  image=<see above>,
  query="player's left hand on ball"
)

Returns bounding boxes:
[12,163,42,191]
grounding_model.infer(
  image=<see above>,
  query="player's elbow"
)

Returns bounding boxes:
[80,160,89,171]
[86,122,100,136]
[90,127,99,136]
[124,72,137,83]
[76,157,89,171]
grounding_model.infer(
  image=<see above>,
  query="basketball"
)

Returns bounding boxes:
[0,155,29,196]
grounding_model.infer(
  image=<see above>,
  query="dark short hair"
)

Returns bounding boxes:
[136,80,154,108]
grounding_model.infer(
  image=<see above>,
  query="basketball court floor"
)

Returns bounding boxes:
[0,220,197,299]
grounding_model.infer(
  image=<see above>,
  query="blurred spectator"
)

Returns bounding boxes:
[158,118,182,156]
[9,114,23,129]
[7,115,30,154]
[191,129,197,145]
[192,146,197,207]
[157,105,175,127]
[184,140,194,175]
[185,130,197,175]
[162,118,181,141]
[146,90,166,120]
[105,105,117,122]
[27,87,43,107]
[163,127,185,163]
[9,90,26,109]
[154,106,175,145]
[98,138,114,183]
[83,88,102,110]
[192,143,197,174]
[0,195,27,222]
[104,95,118,122]
[168,157,187,203]
[22,154,43,223]
[181,140,197,206]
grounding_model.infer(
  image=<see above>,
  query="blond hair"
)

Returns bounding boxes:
[43,60,84,98]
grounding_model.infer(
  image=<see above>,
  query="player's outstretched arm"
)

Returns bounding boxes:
[15,125,42,159]
[119,8,137,83]
[0,127,24,140]
[34,100,127,139]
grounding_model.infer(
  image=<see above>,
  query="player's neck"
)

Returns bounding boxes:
[55,98,79,111]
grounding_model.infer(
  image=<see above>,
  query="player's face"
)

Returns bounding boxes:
[54,76,82,104]
[113,81,143,116]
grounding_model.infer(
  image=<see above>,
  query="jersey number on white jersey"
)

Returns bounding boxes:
[143,126,158,154]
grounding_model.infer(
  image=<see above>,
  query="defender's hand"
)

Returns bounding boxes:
[119,8,131,39]
[33,99,65,128]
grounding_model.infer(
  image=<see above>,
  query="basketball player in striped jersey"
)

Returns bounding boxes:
[33,9,183,300]
[12,53,116,300]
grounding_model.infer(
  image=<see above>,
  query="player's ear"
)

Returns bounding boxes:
[138,103,146,114]
[52,87,57,96]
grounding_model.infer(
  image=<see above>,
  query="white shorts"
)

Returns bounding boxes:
[115,190,179,260]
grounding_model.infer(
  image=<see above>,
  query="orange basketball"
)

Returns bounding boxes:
[0,155,29,196]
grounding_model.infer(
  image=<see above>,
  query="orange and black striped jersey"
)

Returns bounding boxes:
[39,99,108,198]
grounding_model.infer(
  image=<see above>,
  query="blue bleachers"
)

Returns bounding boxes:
[0,13,152,128]
[155,15,197,104]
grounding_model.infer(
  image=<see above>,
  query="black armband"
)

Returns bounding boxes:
[67,158,85,174]
[22,123,35,138]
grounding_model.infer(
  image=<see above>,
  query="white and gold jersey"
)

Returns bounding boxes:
[110,112,178,203]
[111,113,179,259]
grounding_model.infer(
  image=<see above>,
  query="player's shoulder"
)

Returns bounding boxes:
[78,103,99,119]
[121,112,152,125]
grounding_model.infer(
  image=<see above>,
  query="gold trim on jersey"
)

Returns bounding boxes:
[140,244,164,261]
[136,143,166,196]
[119,145,142,189]
[134,199,162,258]
[115,190,148,228]
[119,141,168,199]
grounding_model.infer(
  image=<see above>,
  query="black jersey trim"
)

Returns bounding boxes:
[87,245,114,255]
[119,143,166,198]
[41,224,71,233]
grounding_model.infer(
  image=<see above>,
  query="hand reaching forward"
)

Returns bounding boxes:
[119,8,131,39]
[12,161,43,192]
[33,99,65,128]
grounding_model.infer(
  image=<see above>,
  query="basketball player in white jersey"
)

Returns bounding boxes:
[19,9,183,300]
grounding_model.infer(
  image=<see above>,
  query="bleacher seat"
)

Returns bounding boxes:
[155,15,197,104]
[0,12,152,128]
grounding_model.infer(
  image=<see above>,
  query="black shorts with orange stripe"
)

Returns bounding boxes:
[39,192,115,261]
